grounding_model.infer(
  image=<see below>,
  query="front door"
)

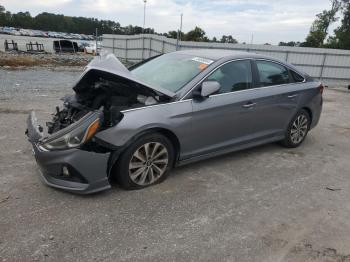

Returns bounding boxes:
[188,59,258,157]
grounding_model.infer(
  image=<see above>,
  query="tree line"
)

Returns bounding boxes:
[0,5,155,35]
[163,27,238,43]
[279,0,350,49]
[1,2,349,49]
[0,5,237,43]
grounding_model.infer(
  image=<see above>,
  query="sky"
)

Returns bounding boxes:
[0,0,340,45]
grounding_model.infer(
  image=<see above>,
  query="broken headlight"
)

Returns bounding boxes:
[40,112,101,151]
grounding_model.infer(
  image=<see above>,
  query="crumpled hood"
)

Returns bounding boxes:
[78,53,176,98]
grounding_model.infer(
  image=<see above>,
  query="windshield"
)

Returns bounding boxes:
[131,54,214,92]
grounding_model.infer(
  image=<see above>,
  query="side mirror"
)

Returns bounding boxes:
[194,81,221,99]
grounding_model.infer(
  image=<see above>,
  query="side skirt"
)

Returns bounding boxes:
[176,135,284,167]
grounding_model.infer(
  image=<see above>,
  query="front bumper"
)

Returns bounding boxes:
[26,112,111,194]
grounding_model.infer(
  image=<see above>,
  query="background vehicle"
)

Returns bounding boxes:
[9,28,21,35]
[2,27,14,34]
[84,42,100,55]
[0,26,96,41]
[26,50,323,194]
[53,39,79,53]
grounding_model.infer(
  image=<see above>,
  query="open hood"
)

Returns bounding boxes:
[29,53,175,138]
[76,53,176,98]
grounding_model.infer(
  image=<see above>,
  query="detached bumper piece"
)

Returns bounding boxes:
[26,111,44,143]
[26,112,111,194]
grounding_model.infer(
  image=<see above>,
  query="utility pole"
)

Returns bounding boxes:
[250,33,254,45]
[143,0,147,34]
[179,13,183,41]
[142,0,147,60]
[95,28,98,56]
[176,13,183,50]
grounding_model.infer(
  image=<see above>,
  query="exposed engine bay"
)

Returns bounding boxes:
[46,69,171,134]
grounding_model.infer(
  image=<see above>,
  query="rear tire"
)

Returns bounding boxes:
[112,133,175,190]
[281,109,311,148]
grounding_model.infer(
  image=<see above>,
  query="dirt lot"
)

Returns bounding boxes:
[0,68,350,262]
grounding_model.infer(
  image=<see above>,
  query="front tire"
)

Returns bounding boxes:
[113,133,175,190]
[281,109,311,148]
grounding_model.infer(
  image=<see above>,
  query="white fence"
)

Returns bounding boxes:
[103,34,350,87]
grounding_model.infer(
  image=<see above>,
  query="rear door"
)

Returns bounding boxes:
[249,60,304,140]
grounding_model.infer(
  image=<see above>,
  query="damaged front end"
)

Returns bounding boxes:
[26,53,174,194]
[26,110,111,194]
[46,52,173,137]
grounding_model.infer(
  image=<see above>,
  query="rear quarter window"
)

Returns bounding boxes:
[290,70,305,83]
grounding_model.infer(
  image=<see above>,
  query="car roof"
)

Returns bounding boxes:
[172,49,306,76]
[173,49,272,61]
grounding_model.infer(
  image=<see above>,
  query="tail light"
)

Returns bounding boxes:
[318,84,324,94]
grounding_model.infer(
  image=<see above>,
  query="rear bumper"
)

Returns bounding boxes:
[27,112,111,194]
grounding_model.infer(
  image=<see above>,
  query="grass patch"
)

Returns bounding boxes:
[0,55,47,67]
[0,54,91,67]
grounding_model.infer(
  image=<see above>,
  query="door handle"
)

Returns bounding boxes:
[242,102,256,108]
[287,94,298,99]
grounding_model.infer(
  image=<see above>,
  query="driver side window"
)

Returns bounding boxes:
[207,60,253,94]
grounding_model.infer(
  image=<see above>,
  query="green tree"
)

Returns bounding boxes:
[184,26,206,41]
[0,5,9,26]
[304,0,341,47]
[0,5,156,35]
[178,31,185,40]
[328,1,350,49]
[220,35,238,44]
[12,12,33,28]
[203,36,210,42]
[167,30,177,39]
[279,41,300,47]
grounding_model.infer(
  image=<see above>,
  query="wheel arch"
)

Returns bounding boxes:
[141,127,181,164]
[108,127,181,176]
[301,107,313,127]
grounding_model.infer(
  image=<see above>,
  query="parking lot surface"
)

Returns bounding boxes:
[1,68,350,262]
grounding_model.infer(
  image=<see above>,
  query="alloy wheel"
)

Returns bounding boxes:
[128,142,169,186]
[290,114,308,144]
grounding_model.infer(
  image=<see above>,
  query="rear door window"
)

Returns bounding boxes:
[256,61,290,87]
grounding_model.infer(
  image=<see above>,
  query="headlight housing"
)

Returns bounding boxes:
[39,112,101,151]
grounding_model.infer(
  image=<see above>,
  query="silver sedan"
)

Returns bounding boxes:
[26,50,323,193]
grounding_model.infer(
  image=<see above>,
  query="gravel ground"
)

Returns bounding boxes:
[1,68,350,262]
